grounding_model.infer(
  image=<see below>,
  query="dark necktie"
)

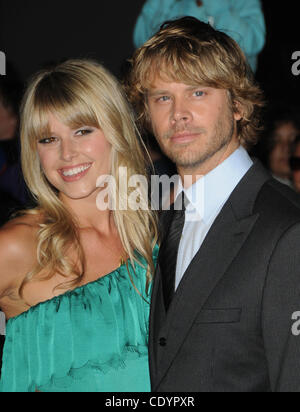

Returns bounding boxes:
[159,193,186,311]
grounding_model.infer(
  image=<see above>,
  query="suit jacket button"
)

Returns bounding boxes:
[159,337,167,347]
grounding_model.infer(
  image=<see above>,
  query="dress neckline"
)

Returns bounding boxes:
[6,259,131,324]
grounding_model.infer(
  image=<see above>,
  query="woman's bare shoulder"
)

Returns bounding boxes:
[1,214,41,246]
[0,214,41,294]
[3,211,43,229]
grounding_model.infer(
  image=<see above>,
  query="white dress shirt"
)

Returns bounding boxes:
[174,146,253,290]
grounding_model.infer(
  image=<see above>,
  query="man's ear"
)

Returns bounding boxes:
[233,100,243,121]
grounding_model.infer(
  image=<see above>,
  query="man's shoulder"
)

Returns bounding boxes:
[255,177,300,222]
[235,159,300,222]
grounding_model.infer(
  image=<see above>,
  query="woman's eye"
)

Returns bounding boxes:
[76,128,93,136]
[38,137,57,144]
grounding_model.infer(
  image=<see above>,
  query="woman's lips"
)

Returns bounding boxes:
[58,163,92,182]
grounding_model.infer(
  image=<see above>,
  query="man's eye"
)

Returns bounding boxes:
[157,96,170,102]
[194,91,205,97]
[38,137,57,144]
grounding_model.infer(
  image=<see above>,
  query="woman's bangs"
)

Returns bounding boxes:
[29,83,99,144]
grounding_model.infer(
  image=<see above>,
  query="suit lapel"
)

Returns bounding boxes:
[151,160,272,390]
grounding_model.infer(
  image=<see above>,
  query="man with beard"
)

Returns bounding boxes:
[126,17,300,392]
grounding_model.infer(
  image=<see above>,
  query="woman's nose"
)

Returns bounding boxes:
[60,139,77,162]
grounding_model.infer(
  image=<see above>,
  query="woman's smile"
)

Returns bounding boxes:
[58,162,93,182]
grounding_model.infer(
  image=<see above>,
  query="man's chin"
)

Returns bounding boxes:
[167,150,209,170]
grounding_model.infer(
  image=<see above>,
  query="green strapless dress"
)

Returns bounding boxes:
[0,245,159,392]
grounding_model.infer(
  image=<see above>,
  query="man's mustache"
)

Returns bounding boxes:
[162,127,206,140]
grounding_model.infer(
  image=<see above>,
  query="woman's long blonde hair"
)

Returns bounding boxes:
[19,59,158,299]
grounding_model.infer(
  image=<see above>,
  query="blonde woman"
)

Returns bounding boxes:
[0,59,158,392]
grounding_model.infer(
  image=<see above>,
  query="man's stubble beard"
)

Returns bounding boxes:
[154,109,236,171]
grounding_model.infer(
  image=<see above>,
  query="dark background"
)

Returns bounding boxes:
[0,0,300,106]
[0,0,143,82]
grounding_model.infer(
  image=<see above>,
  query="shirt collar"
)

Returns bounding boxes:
[175,146,253,223]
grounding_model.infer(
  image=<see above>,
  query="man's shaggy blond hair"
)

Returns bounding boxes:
[125,17,265,149]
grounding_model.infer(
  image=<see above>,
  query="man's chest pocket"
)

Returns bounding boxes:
[194,308,242,324]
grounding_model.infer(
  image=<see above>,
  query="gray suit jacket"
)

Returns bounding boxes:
[149,160,300,392]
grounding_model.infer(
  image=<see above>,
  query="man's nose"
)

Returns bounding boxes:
[171,99,192,124]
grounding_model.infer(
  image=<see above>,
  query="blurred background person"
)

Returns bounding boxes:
[290,135,300,193]
[0,65,31,226]
[253,103,300,188]
[133,0,266,73]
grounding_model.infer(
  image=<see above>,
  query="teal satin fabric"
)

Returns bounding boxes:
[0,245,159,392]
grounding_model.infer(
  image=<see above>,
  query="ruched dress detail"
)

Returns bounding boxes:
[0,245,158,392]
